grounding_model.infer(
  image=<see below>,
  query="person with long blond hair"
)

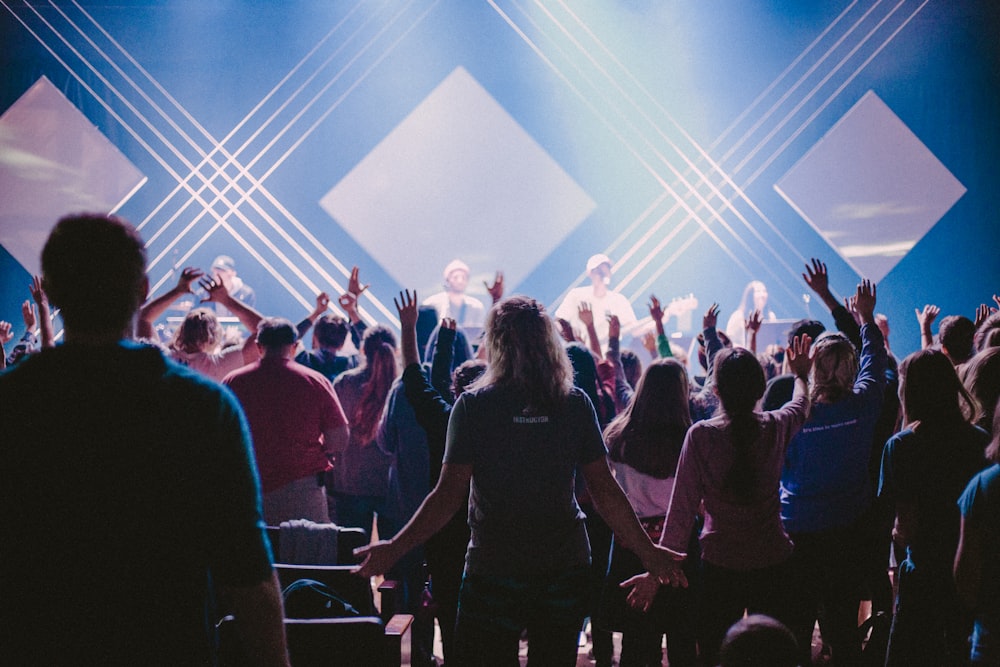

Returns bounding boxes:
[355,294,681,667]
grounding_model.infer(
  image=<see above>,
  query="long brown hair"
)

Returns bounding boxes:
[471,296,572,413]
[900,348,979,430]
[713,347,766,503]
[350,326,398,444]
[605,358,691,479]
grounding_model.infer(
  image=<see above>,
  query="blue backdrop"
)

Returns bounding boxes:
[2,1,997,357]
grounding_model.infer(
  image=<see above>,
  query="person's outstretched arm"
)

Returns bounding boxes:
[200,276,265,363]
[29,276,54,349]
[353,462,471,578]
[578,302,603,358]
[915,304,939,350]
[803,258,861,349]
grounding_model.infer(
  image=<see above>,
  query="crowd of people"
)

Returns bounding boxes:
[1,212,998,667]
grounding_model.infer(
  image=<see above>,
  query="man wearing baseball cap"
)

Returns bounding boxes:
[554,253,638,347]
[422,258,487,330]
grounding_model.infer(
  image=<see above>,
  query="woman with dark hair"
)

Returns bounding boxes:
[600,357,698,666]
[355,295,679,666]
[327,325,398,538]
[955,400,1000,666]
[623,336,813,666]
[879,348,989,666]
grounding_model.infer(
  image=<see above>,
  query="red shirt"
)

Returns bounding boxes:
[224,356,347,492]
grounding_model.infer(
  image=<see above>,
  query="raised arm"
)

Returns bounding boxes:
[395,289,421,368]
[200,276,264,363]
[804,258,861,349]
[29,276,54,349]
[484,271,504,306]
[137,267,205,339]
[744,308,762,354]
[578,301,603,358]
[649,295,673,358]
[354,463,472,578]
[295,292,330,340]
[430,319,457,399]
[915,304,939,350]
[0,320,11,370]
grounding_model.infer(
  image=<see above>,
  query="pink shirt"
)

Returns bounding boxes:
[224,357,347,493]
[662,394,808,570]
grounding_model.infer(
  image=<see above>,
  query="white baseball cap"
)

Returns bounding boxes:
[443,259,470,279]
[586,253,612,273]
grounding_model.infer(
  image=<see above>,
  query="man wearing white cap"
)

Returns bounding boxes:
[422,259,486,330]
[554,253,638,347]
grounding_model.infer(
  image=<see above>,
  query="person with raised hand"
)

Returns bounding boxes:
[622,333,814,666]
[780,279,888,665]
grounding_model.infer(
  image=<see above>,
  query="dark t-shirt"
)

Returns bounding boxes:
[444,385,607,577]
[958,463,1000,616]
[879,422,988,571]
[0,342,272,665]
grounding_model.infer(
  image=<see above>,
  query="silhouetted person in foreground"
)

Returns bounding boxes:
[0,213,289,666]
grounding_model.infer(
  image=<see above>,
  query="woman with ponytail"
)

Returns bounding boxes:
[327,325,399,538]
[623,333,813,666]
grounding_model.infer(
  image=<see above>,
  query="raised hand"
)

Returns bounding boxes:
[853,279,876,323]
[393,289,418,329]
[347,266,369,298]
[803,258,830,296]
[176,267,204,293]
[485,271,504,304]
[975,303,992,328]
[0,320,12,345]
[915,304,940,329]
[648,295,664,323]
[703,303,720,331]
[21,300,36,331]
[198,276,227,303]
[786,333,813,379]
[578,302,595,327]
[745,308,763,333]
[608,314,621,342]
[875,313,891,345]
[29,275,48,306]
[442,317,457,331]
[338,291,360,322]
[556,318,577,344]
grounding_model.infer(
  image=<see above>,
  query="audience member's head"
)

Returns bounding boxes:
[975,311,1000,352]
[605,357,691,479]
[475,296,572,411]
[787,319,826,348]
[939,314,976,365]
[718,614,799,667]
[714,346,766,415]
[810,331,858,403]
[172,308,223,354]
[960,347,1000,432]
[451,358,488,399]
[900,347,978,428]
[313,314,349,351]
[442,259,470,295]
[41,213,147,338]
[361,324,398,363]
[257,317,297,354]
